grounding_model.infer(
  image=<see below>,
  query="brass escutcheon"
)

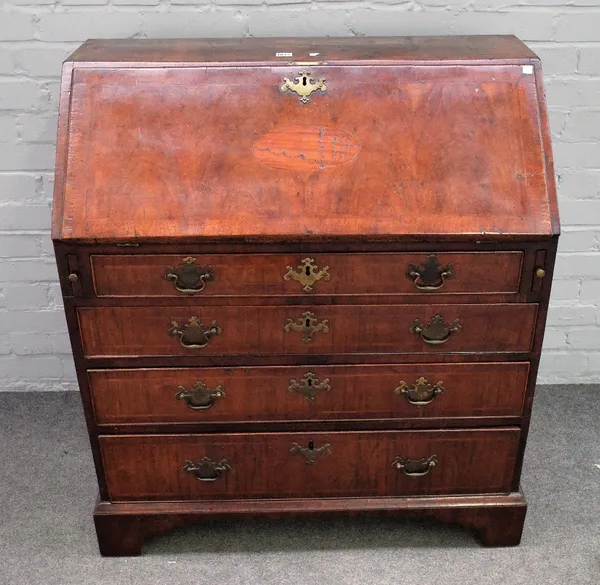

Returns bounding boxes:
[289,372,331,402]
[176,381,225,410]
[168,316,222,349]
[280,70,327,104]
[392,455,438,477]
[290,442,331,464]
[183,457,231,482]
[406,255,454,291]
[284,258,330,292]
[395,377,445,405]
[165,257,214,294]
[410,314,461,345]
[284,311,329,343]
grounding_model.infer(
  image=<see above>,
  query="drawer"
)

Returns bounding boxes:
[78,303,537,358]
[100,429,520,501]
[90,252,523,297]
[89,362,529,424]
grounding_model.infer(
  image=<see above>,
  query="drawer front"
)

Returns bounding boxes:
[100,429,520,501]
[91,252,523,298]
[78,304,537,358]
[89,362,529,424]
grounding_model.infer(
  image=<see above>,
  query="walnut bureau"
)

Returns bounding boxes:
[52,36,559,556]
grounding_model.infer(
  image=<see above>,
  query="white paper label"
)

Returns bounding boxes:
[522,65,534,75]
[276,52,293,58]
[309,52,320,57]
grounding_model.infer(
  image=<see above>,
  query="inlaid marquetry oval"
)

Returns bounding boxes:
[253,125,361,171]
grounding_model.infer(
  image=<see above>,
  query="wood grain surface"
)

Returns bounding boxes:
[91,252,523,297]
[100,428,520,500]
[54,63,553,241]
[68,36,539,65]
[77,303,537,357]
[93,490,528,555]
[88,362,529,425]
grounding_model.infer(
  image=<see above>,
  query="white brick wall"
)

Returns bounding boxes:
[0,2,599,390]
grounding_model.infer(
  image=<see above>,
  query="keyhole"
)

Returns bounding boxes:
[308,441,314,450]
[305,318,311,328]
[302,76,308,86]
[305,265,311,276]
[307,378,313,387]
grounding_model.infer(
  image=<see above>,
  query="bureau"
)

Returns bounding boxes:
[52,35,559,556]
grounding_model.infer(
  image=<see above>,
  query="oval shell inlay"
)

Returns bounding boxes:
[253,125,361,171]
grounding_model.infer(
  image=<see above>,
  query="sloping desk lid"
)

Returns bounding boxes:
[52,36,559,243]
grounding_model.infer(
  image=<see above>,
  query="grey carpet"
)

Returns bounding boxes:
[0,386,598,585]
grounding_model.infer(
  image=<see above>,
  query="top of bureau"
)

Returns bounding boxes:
[67,36,538,65]
[52,35,559,244]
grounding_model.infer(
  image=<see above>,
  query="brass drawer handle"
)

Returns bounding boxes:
[280,70,327,104]
[169,316,221,349]
[392,455,437,477]
[289,372,331,402]
[284,311,329,343]
[406,255,454,291]
[284,258,330,292]
[410,314,461,345]
[290,441,331,464]
[183,457,231,482]
[165,257,214,294]
[395,377,444,405]
[176,382,225,410]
